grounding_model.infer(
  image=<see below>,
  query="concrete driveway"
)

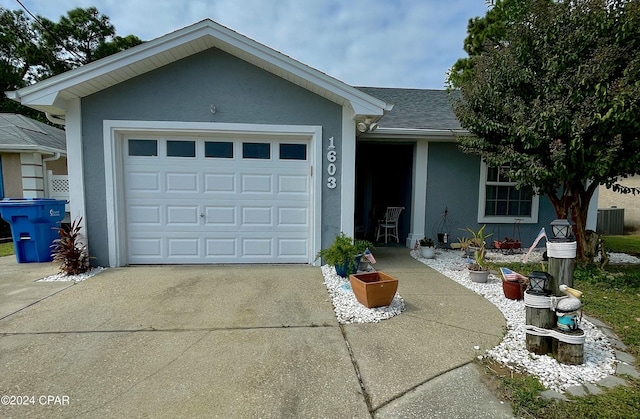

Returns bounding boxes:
[0,249,513,418]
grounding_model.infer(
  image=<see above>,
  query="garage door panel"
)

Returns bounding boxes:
[241,174,272,193]
[278,175,308,194]
[128,206,161,225]
[166,172,199,192]
[206,238,237,257]
[129,238,162,257]
[242,238,273,257]
[204,174,235,192]
[241,207,272,226]
[204,206,237,225]
[167,206,200,225]
[127,171,161,192]
[278,207,308,226]
[279,238,308,256]
[168,238,200,256]
[124,136,311,264]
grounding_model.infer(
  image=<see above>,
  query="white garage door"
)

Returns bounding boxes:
[123,136,311,264]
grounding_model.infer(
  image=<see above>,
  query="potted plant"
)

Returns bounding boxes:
[499,267,529,300]
[419,237,436,258]
[451,236,470,251]
[316,232,373,277]
[460,224,493,257]
[467,245,490,283]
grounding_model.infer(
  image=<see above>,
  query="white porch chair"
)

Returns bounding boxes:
[376,206,404,243]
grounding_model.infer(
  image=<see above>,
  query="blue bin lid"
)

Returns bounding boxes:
[0,198,67,205]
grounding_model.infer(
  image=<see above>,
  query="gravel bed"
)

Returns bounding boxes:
[321,264,405,324]
[37,267,107,283]
[411,248,640,393]
[320,247,638,392]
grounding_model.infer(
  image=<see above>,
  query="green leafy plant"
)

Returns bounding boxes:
[419,237,435,247]
[460,224,493,248]
[468,245,489,271]
[315,232,373,275]
[51,217,91,275]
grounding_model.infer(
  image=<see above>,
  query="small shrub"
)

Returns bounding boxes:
[51,217,91,275]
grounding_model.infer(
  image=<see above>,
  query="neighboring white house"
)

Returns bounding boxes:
[0,113,69,202]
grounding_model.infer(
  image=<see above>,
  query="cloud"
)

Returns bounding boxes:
[8,0,489,89]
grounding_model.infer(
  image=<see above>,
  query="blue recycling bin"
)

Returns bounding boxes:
[0,198,67,263]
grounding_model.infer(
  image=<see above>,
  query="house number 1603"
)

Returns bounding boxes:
[326,137,337,189]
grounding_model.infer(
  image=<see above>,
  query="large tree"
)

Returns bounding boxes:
[1,6,142,118]
[450,0,640,262]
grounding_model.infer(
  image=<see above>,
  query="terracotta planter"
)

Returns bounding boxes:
[502,280,525,300]
[469,269,490,283]
[349,271,398,308]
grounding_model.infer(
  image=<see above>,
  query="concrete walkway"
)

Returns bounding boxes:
[0,248,513,418]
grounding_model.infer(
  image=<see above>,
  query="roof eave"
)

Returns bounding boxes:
[0,144,66,155]
[364,127,469,140]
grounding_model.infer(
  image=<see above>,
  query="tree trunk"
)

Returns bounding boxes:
[546,181,597,264]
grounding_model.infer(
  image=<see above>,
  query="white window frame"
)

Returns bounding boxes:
[477,161,539,224]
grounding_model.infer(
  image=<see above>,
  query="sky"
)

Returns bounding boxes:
[2,0,492,89]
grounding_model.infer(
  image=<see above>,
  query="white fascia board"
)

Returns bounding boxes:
[361,127,469,142]
[15,90,69,114]
[0,145,66,155]
[12,20,389,116]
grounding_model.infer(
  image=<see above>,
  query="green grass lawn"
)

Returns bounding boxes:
[0,241,14,257]
[604,234,640,256]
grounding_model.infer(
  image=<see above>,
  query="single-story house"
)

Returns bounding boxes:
[0,114,69,238]
[5,19,597,267]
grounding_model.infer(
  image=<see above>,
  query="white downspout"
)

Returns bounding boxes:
[42,152,61,198]
[46,113,66,126]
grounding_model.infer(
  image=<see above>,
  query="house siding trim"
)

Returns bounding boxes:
[341,107,356,236]
[406,139,428,247]
[66,99,87,234]
[103,119,323,267]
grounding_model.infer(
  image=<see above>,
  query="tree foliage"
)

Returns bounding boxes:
[450,0,640,262]
[0,6,143,119]
[448,0,515,88]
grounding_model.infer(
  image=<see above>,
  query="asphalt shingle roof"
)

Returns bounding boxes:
[357,87,462,131]
[0,114,66,153]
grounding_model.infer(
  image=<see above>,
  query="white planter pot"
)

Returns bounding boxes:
[421,246,436,259]
[469,269,490,283]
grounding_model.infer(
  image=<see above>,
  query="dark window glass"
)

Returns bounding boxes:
[485,184,534,217]
[167,140,196,157]
[128,139,157,156]
[243,142,270,159]
[205,141,233,158]
[279,143,307,160]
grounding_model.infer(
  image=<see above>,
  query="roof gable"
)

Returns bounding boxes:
[8,19,390,118]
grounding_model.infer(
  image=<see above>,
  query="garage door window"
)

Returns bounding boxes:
[128,139,157,156]
[279,143,306,160]
[205,141,233,158]
[243,142,270,159]
[167,140,196,157]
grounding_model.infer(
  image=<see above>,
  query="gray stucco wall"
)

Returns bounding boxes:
[81,47,343,265]
[426,142,557,247]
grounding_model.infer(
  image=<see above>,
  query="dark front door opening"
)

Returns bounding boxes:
[355,142,413,245]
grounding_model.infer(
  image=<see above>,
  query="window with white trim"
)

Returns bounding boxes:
[478,162,539,223]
